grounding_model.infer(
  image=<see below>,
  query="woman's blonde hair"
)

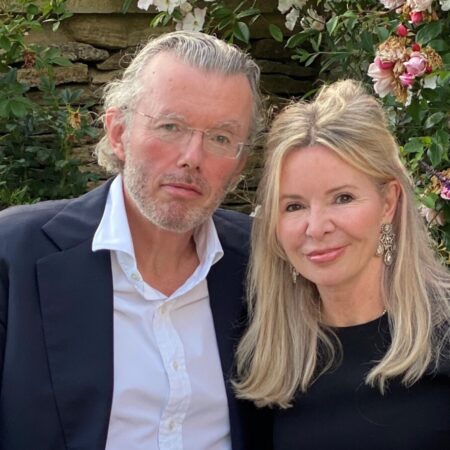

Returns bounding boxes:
[234,79,450,408]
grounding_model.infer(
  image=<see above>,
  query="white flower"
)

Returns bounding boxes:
[137,0,154,10]
[180,2,193,14]
[420,206,446,226]
[175,7,207,31]
[309,9,325,31]
[423,75,438,89]
[154,0,183,14]
[379,0,404,9]
[440,0,450,11]
[367,59,395,98]
[407,0,433,11]
[285,8,299,31]
[301,8,325,31]
[278,0,306,14]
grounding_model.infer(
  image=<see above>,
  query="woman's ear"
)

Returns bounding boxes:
[105,107,127,162]
[382,180,402,223]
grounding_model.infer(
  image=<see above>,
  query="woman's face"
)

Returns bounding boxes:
[276,145,398,294]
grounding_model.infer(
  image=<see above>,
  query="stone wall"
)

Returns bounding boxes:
[21,0,318,213]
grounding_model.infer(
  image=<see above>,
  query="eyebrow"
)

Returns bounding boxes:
[279,184,358,201]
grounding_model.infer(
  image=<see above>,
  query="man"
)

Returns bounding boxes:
[0,32,271,450]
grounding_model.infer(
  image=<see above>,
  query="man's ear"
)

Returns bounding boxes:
[105,107,127,162]
[382,179,402,223]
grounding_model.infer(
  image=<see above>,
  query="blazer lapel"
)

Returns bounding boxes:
[208,249,249,450]
[37,181,114,450]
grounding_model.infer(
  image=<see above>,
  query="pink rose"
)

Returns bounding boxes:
[404,52,427,76]
[410,11,423,24]
[396,24,408,37]
[441,185,450,201]
[375,56,395,70]
[368,59,395,97]
[399,72,415,87]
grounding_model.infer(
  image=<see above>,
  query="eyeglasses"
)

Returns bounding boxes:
[133,110,249,159]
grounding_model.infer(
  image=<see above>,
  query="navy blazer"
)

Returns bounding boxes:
[0,181,271,450]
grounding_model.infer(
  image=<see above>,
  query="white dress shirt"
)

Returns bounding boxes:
[93,176,231,450]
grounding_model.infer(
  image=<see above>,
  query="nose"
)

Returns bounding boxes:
[176,130,204,170]
[304,207,335,240]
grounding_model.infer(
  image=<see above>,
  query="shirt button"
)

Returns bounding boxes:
[130,272,141,281]
[159,303,169,315]
[168,420,177,431]
[171,360,179,371]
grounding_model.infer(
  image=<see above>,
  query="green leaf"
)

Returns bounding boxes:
[236,8,260,20]
[9,99,28,118]
[433,129,450,148]
[286,31,310,48]
[121,0,134,14]
[428,39,448,53]
[424,112,445,128]
[326,15,339,36]
[269,24,284,43]
[210,6,233,19]
[26,3,40,16]
[305,53,319,67]
[376,26,389,42]
[404,139,424,154]
[421,193,437,209]
[0,35,11,52]
[233,22,250,44]
[51,56,72,67]
[294,48,311,62]
[427,142,443,166]
[360,30,374,54]
[416,21,444,45]
[150,12,168,28]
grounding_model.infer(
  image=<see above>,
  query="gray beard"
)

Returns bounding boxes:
[122,159,233,234]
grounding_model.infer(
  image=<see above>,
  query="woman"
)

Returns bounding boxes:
[235,80,450,449]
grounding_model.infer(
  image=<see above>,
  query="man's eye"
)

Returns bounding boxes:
[286,203,304,212]
[210,132,232,146]
[336,194,354,204]
[158,122,182,133]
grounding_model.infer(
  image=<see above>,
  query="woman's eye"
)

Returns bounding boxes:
[335,194,354,204]
[286,203,304,212]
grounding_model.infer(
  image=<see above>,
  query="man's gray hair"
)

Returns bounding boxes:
[95,31,262,173]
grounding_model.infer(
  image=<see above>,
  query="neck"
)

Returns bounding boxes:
[123,190,200,296]
[318,265,386,327]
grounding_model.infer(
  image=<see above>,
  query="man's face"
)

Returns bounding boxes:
[108,52,253,233]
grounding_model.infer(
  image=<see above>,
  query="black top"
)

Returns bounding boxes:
[273,315,450,450]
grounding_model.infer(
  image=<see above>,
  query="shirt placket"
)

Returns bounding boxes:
[154,301,192,450]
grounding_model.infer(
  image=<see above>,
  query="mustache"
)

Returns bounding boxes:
[160,172,209,192]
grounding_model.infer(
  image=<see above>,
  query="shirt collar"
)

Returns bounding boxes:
[92,174,224,273]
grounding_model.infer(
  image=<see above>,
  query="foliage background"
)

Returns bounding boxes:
[1,0,449,262]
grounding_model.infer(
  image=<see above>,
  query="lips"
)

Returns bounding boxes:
[164,182,201,194]
[306,246,346,263]
[161,182,203,198]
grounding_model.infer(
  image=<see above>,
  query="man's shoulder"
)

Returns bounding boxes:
[213,208,251,231]
[0,199,70,235]
[213,208,252,255]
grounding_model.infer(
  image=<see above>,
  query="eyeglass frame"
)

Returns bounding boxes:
[128,109,250,160]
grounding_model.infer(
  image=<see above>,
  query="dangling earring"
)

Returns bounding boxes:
[376,223,396,266]
[291,265,298,284]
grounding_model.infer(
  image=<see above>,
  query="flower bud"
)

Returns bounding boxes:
[410,11,423,24]
[396,24,408,37]
[411,43,421,51]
